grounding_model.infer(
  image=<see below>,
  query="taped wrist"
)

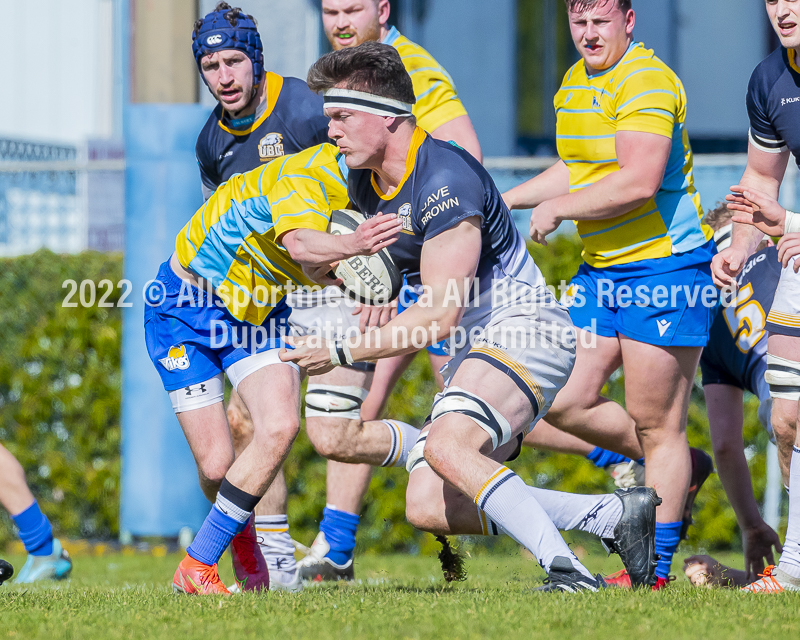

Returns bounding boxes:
[786,210,800,235]
[329,339,355,367]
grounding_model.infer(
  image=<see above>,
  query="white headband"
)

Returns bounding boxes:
[323,88,414,118]
[714,223,732,251]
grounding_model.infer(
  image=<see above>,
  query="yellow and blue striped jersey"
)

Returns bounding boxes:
[175,143,349,325]
[383,26,468,133]
[554,42,712,267]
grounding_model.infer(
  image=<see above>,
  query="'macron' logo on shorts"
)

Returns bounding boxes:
[159,344,191,372]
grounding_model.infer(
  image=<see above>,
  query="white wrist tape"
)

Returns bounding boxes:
[328,339,355,367]
[785,209,800,235]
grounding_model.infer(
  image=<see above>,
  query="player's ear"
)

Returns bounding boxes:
[625,9,635,35]
[377,0,390,27]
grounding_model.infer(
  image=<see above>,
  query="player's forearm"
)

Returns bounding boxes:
[282,228,359,267]
[714,445,764,530]
[545,165,659,222]
[346,301,461,363]
[730,222,765,256]
[503,160,570,209]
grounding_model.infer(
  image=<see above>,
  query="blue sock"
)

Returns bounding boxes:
[319,506,359,565]
[654,521,682,579]
[12,501,53,556]
[586,447,631,469]
[187,505,247,566]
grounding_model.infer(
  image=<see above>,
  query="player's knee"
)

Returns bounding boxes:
[197,454,233,487]
[405,482,442,532]
[306,417,354,460]
[423,425,463,475]
[251,417,301,451]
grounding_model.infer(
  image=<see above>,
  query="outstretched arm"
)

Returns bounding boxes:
[281,217,482,374]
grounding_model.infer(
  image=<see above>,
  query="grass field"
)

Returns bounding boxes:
[1,544,799,640]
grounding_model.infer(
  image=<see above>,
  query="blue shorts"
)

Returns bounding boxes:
[144,260,291,391]
[565,241,718,347]
[397,282,448,357]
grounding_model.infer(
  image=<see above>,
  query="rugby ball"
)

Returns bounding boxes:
[328,209,402,305]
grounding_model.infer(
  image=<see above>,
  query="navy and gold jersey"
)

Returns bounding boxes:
[747,48,800,166]
[347,127,530,292]
[196,72,330,193]
[700,246,781,393]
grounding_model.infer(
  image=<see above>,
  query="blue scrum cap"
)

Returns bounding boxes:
[192,5,264,85]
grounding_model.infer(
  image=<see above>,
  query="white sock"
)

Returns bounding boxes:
[380,420,420,467]
[779,447,800,579]
[477,506,501,536]
[527,487,623,539]
[475,466,593,579]
[254,515,297,574]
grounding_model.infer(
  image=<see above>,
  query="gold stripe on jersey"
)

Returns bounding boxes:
[175,143,349,325]
[767,310,800,328]
[371,126,427,199]
[216,72,284,136]
[383,27,468,133]
[555,42,712,267]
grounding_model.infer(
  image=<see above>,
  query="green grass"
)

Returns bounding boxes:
[1,547,799,640]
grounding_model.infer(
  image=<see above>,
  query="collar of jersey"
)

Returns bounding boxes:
[217,72,284,136]
[370,126,426,200]
[789,48,800,76]
[382,26,401,46]
[584,41,638,80]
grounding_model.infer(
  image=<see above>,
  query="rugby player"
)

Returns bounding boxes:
[711,0,800,594]
[295,0,484,582]
[147,142,406,594]
[502,0,716,588]
[0,444,72,583]
[192,2,331,588]
[284,42,662,592]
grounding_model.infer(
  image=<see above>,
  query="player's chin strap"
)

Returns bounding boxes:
[323,88,414,118]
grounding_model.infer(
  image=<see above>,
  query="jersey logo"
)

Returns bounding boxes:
[656,319,672,337]
[259,132,284,160]
[159,345,191,372]
[781,96,800,107]
[420,186,459,227]
[206,34,223,45]
[592,96,601,110]
[398,203,413,233]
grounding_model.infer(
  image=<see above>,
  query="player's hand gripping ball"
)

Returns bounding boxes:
[328,209,402,305]
[684,562,710,587]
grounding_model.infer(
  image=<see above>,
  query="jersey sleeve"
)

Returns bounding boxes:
[415,157,485,242]
[613,68,679,138]
[747,65,786,153]
[270,151,350,241]
[195,117,222,193]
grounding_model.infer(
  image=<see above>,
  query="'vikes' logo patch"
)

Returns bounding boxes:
[259,132,284,160]
[398,203,413,233]
[159,344,191,372]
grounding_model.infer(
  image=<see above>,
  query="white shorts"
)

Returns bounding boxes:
[766,258,800,337]
[438,273,577,434]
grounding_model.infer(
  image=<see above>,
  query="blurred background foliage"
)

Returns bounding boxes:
[0,240,779,557]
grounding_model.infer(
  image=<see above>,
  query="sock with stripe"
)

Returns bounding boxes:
[476,507,502,536]
[586,447,631,469]
[187,479,258,566]
[319,506,359,566]
[779,446,800,579]
[475,466,593,578]
[654,521,682,579]
[526,486,623,539]
[380,420,420,468]
[255,515,297,575]
[12,500,54,556]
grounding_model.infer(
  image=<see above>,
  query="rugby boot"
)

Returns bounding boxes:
[0,559,13,585]
[603,568,673,591]
[681,448,714,540]
[296,532,354,582]
[534,556,606,593]
[230,515,270,592]
[172,555,230,595]
[741,565,800,593]
[13,539,72,583]
[601,487,661,587]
